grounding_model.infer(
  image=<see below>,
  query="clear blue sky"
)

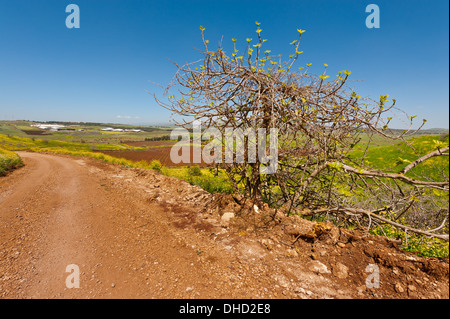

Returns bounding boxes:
[0,0,448,128]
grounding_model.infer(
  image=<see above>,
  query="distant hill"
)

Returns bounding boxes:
[414,128,449,135]
[377,127,449,136]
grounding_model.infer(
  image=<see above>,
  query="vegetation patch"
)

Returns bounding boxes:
[0,147,23,176]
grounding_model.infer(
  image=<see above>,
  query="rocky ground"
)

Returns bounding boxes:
[0,152,448,299]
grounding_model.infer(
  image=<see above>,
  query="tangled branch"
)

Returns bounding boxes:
[152,22,448,242]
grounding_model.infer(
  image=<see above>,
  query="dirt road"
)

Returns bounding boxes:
[0,152,252,298]
[0,152,448,299]
[0,152,294,298]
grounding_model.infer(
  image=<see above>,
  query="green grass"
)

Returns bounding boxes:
[0,133,156,170]
[0,134,144,152]
[370,224,448,258]
[346,134,449,258]
[162,166,234,194]
[349,134,449,181]
[0,120,173,144]
[0,147,23,176]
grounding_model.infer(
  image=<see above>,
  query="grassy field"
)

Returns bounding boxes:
[162,166,234,194]
[349,134,449,181]
[1,122,447,195]
[0,120,173,144]
[344,133,449,258]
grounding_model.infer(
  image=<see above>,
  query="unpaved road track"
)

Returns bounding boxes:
[1,152,321,299]
[0,152,249,298]
[1,152,448,299]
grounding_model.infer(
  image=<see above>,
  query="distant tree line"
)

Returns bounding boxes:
[145,135,172,141]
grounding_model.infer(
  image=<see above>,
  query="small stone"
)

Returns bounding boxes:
[408,285,416,292]
[337,242,346,248]
[332,262,349,279]
[307,260,330,274]
[221,212,235,226]
[395,283,404,293]
[286,249,298,258]
[111,283,115,288]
